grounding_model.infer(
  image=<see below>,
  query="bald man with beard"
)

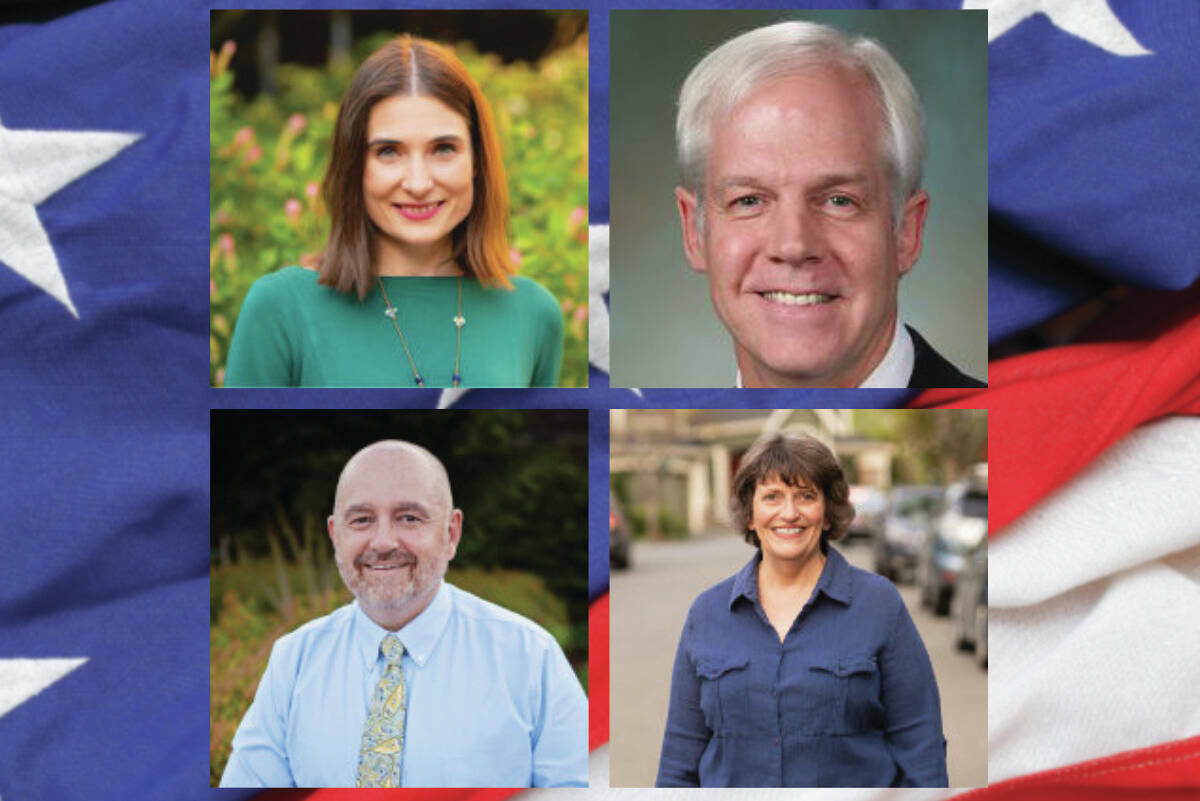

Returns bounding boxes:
[221,440,588,789]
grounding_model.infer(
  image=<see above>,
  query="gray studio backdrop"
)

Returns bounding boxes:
[609,10,988,387]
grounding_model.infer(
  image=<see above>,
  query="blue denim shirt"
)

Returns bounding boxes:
[656,546,947,787]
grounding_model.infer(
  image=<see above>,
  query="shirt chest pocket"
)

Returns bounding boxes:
[695,656,750,736]
[806,656,884,735]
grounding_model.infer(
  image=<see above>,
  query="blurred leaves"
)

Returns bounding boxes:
[210,31,589,387]
[853,409,988,485]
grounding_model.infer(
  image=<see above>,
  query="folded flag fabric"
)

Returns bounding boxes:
[912,281,1200,534]
[986,418,1200,783]
[964,0,1200,341]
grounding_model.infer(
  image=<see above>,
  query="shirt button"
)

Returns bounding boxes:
[773,737,781,746]
[770,688,777,697]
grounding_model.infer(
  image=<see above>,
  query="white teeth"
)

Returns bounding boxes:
[775,527,803,534]
[761,291,833,306]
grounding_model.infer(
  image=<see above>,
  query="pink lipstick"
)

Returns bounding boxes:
[394,201,443,221]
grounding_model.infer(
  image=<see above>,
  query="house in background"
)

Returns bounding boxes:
[609,410,895,538]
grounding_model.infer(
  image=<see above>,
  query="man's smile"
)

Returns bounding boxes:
[759,290,837,306]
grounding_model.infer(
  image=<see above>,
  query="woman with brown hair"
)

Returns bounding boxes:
[226,35,563,388]
[656,432,947,787]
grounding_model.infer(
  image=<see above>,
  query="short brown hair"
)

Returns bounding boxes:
[318,35,515,299]
[730,433,854,547]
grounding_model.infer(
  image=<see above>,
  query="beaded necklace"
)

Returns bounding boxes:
[377,276,465,388]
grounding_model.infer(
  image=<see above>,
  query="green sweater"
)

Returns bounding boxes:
[224,267,563,388]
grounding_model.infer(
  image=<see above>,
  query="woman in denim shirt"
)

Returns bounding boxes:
[656,433,948,787]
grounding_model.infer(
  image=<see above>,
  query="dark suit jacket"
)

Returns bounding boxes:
[907,325,986,388]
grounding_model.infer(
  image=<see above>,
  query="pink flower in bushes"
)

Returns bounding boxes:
[567,206,587,230]
[285,198,302,224]
[218,233,235,254]
[305,181,320,199]
[286,113,306,134]
[509,247,523,267]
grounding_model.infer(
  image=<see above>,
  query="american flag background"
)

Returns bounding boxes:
[2,1,1199,801]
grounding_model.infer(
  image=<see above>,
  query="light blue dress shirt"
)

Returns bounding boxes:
[219,581,588,787]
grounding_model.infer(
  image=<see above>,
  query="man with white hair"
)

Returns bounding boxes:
[674,21,984,388]
[220,440,588,788]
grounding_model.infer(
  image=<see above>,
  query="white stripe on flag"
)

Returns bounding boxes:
[989,415,1200,781]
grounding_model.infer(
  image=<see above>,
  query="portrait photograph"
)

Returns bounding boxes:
[609,10,987,389]
[209,10,589,388]
[210,409,589,788]
[609,408,988,788]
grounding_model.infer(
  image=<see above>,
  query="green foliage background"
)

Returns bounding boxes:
[209,30,589,387]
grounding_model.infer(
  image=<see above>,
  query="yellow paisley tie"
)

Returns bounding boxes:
[356,633,406,787]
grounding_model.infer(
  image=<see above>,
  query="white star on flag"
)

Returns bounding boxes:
[964,0,1153,55]
[588,223,610,376]
[0,117,140,318]
[0,658,87,719]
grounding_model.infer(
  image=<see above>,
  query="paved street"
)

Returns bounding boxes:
[610,531,987,788]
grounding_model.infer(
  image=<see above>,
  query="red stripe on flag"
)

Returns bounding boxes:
[955,735,1200,800]
[256,594,610,800]
[911,283,1200,534]
[588,593,609,751]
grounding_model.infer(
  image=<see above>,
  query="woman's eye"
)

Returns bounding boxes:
[375,145,397,159]
[433,142,458,155]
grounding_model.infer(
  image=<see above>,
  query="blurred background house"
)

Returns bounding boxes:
[610,408,985,541]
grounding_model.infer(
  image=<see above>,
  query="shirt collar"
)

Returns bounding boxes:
[351,580,453,669]
[734,317,913,388]
[727,544,855,609]
[859,317,914,388]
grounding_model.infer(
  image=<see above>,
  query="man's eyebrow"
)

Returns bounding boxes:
[391,501,431,516]
[809,172,871,191]
[713,172,872,192]
[343,500,433,516]
[713,176,767,192]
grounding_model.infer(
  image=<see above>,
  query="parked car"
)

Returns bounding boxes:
[953,540,988,668]
[609,490,632,569]
[873,485,942,583]
[846,485,887,540]
[918,473,988,615]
